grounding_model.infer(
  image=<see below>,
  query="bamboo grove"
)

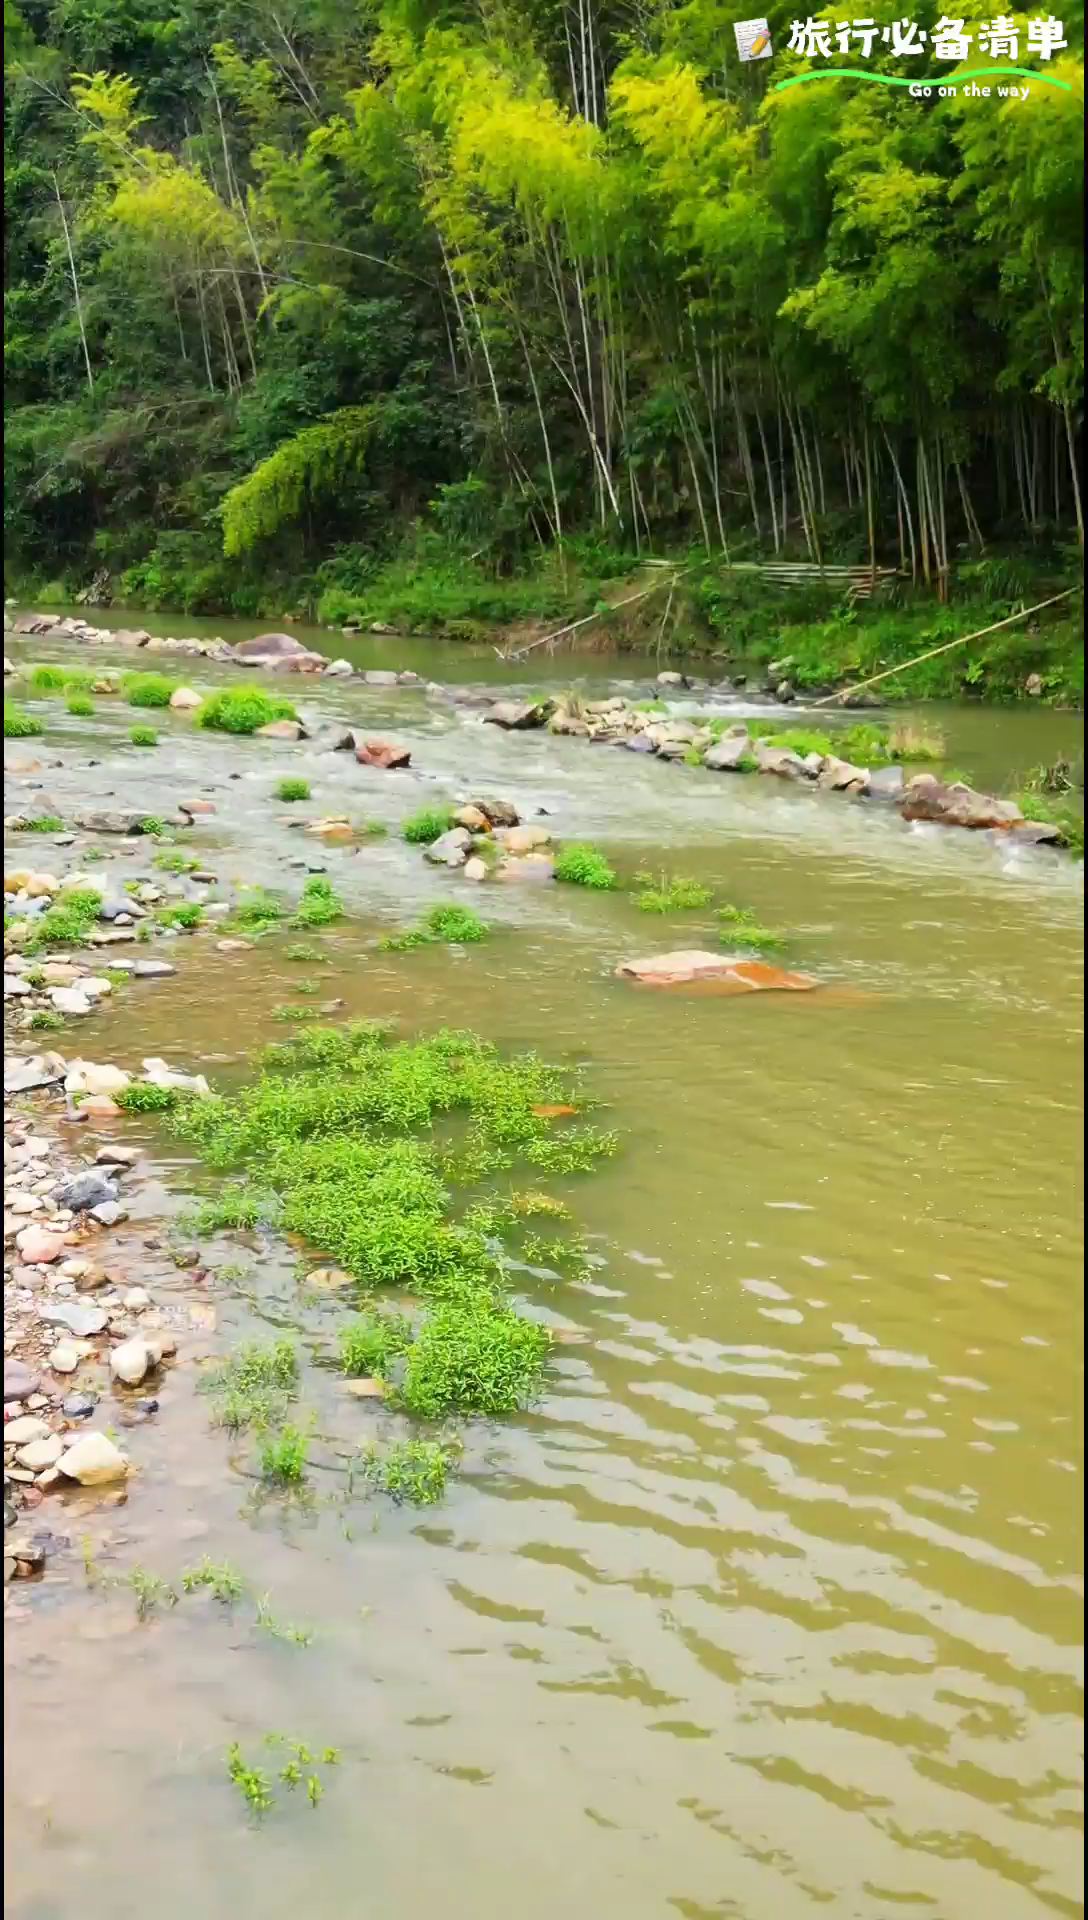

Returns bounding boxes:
[4,0,1084,606]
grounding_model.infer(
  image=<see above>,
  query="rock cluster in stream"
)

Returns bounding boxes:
[3,1043,215,1589]
[5,611,425,687]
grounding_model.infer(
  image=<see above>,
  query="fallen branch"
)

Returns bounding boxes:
[812,588,1079,707]
[502,569,692,661]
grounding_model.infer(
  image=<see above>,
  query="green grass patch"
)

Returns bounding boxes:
[153,850,200,874]
[284,942,326,962]
[129,724,159,747]
[198,687,297,734]
[1017,791,1084,857]
[18,815,64,832]
[359,1438,452,1506]
[183,1183,280,1232]
[200,1337,298,1434]
[403,805,455,845]
[717,904,786,955]
[4,704,42,737]
[553,843,617,889]
[66,693,96,717]
[232,887,285,935]
[273,1004,320,1021]
[397,1296,550,1418]
[182,1557,246,1603]
[276,777,311,802]
[122,672,178,709]
[27,663,68,691]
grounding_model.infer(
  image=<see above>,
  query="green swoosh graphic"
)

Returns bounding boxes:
[773,66,1072,92]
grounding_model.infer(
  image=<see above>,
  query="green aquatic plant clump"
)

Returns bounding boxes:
[123,671,178,708]
[129,724,159,746]
[632,871,713,914]
[403,805,456,845]
[201,1337,299,1434]
[27,663,68,691]
[4,704,43,737]
[1017,791,1085,858]
[717,904,786,955]
[359,1438,452,1506]
[425,904,488,943]
[553,843,617,889]
[156,901,203,929]
[339,1312,414,1379]
[27,1008,65,1031]
[114,1080,182,1113]
[291,874,344,928]
[24,887,103,951]
[198,687,297,734]
[18,815,64,832]
[398,1295,550,1418]
[67,693,96,717]
[276,777,311,802]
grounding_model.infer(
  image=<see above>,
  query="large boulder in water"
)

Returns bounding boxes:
[230,633,327,673]
[616,951,816,992]
[900,773,1022,831]
[355,738,411,770]
[704,729,752,772]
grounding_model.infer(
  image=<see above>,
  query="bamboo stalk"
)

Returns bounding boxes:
[812,589,1078,706]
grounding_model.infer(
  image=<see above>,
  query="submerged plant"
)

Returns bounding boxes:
[339,1311,413,1379]
[200,1337,299,1433]
[255,1596,313,1646]
[226,1745,274,1816]
[127,1566,178,1619]
[359,1438,452,1506]
[273,1003,320,1021]
[553,843,617,889]
[182,1558,246,1603]
[284,942,326,962]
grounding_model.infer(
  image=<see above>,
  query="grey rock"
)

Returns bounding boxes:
[75,809,160,836]
[4,1361,40,1402]
[818,754,870,793]
[97,896,146,922]
[483,699,554,731]
[704,730,752,772]
[363,670,399,686]
[55,1171,119,1212]
[1010,818,1065,846]
[5,1056,66,1095]
[473,798,519,828]
[866,764,905,800]
[90,1200,127,1226]
[754,743,807,781]
[656,670,686,688]
[95,1144,141,1167]
[131,959,176,978]
[424,828,473,868]
[625,733,658,754]
[62,1394,98,1419]
[37,1302,108,1338]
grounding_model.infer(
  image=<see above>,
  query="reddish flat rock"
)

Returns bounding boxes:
[617,951,816,992]
[355,739,411,770]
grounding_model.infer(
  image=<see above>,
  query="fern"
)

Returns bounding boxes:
[221,407,373,556]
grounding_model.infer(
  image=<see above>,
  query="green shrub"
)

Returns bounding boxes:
[123,672,178,709]
[198,687,297,734]
[4,704,42,737]
[553,843,617,889]
[403,806,455,845]
[359,1439,452,1506]
[67,694,96,717]
[276,777,311,802]
[129,724,159,746]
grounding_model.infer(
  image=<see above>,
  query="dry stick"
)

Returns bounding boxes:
[503,571,691,661]
[811,590,1079,708]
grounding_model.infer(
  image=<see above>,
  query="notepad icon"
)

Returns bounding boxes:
[734,18,773,59]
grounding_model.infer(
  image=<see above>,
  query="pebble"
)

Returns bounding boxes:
[62,1393,97,1419]
[49,1341,82,1375]
[4,1416,51,1447]
[49,987,92,1015]
[95,1145,141,1168]
[122,1287,151,1312]
[37,1302,108,1338]
[15,1225,66,1264]
[16,1435,63,1473]
[91,1201,128,1226]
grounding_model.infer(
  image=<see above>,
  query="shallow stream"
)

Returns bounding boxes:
[4,626,1083,1920]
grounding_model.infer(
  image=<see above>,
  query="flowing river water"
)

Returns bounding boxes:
[4,618,1084,1920]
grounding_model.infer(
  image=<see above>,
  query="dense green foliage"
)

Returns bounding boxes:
[4,0,1082,643]
[197,687,296,733]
